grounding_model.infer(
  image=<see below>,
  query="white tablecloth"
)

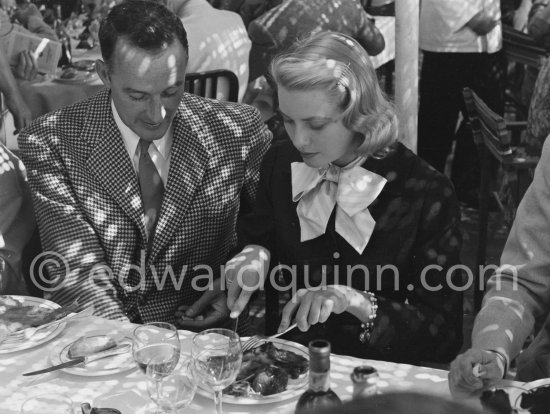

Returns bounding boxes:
[18,46,105,121]
[0,315,454,414]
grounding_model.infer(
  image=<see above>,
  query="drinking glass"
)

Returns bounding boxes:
[132,322,181,375]
[20,394,73,414]
[192,328,242,414]
[147,358,197,414]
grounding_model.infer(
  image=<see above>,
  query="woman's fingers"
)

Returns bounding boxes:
[278,289,305,332]
[319,298,334,323]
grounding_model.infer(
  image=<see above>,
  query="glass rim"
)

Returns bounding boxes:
[132,321,179,336]
[21,394,73,412]
[191,328,241,343]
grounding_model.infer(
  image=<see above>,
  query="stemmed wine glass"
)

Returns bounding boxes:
[191,328,242,414]
[132,322,181,375]
[146,358,197,414]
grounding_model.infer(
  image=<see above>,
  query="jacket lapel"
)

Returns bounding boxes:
[150,109,210,262]
[85,90,146,241]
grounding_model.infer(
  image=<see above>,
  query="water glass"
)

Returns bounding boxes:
[132,322,181,375]
[192,328,242,414]
[146,359,196,414]
[20,394,73,414]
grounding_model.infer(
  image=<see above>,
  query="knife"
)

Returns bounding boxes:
[22,343,131,376]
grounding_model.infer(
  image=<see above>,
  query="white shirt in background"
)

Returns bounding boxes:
[420,0,502,53]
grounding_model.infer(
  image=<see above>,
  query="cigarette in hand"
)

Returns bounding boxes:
[473,363,486,378]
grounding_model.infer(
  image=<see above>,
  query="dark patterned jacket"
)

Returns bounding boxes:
[239,140,464,364]
[247,0,385,80]
[18,88,271,326]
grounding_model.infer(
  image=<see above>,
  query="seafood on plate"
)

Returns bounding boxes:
[224,341,308,398]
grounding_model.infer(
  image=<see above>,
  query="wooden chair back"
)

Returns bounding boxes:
[185,69,239,102]
[502,25,547,69]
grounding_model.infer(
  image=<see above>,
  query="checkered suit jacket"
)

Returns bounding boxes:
[18,88,271,324]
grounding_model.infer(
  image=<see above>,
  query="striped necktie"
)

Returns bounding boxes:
[138,139,164,251]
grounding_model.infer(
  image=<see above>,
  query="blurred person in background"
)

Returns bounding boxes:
[168,0,251,101]
[0,50,36,295]
[417,0,504,208]
[318,392,488,414]
[246,0,385,84]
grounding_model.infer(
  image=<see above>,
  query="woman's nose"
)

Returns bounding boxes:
[292,126,310,148]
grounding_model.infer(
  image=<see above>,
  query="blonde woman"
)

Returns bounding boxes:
[224,31,464,364]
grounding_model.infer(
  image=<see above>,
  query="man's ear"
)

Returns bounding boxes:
[95,59,111,88]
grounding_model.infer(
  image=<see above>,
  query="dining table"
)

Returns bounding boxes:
[0,312,478,414]
[17,45,105,122]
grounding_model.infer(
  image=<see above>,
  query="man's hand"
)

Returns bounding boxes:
[278,285,353,333]
[175,278,230,330]
[225,245,270,319]
[449,349,506,398]
[4,91,32,133]
[13,50,38,82]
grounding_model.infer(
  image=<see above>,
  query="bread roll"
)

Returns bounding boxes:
[68,335,117,359]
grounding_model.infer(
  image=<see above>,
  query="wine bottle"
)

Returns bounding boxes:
[295,339,342,414]
[54,4,72,67]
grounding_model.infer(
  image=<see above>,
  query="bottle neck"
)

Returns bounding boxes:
[308,369,331,393]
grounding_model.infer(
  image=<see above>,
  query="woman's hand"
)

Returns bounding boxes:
[278,285,358,333]
[225,245,270,319]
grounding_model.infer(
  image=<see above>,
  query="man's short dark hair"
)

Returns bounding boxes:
[99,0,189,68]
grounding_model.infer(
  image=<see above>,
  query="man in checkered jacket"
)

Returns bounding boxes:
[17,0,271,333]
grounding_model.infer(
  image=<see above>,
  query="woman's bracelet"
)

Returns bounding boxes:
[359,291,378,344]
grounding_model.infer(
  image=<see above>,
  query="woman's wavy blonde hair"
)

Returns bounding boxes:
[270,31,399,157]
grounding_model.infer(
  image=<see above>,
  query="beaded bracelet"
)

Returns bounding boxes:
[359,291,378,344]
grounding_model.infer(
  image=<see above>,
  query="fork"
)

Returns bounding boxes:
[0,306,95,345]
[241,323,297,353]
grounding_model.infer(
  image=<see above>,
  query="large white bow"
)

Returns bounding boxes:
[291,158,387,254]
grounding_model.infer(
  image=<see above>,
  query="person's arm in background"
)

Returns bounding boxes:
[527,0,550,50]
[449,137,550,397]
[356,9,385,56]
[0,50,33,132]
[13,2,58,41]
[465,1,500,35]
[0,143,35,295]
[513,0,533,31]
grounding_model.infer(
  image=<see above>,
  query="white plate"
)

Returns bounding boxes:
[195,338,309,405]
[0,295,66,354]
[49,331,135,376]
[513,378,550,412]
[53,71,98,84]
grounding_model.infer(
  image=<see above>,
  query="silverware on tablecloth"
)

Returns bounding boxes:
[241,323,298,352]
[1,305,95,345]
[22,343,131,376]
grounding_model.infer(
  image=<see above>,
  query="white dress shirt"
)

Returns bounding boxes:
[420,0,502,53]
[111,100,173,187]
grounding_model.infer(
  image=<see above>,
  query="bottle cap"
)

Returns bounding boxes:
[351,365,379,383]
[308,339,331,372]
